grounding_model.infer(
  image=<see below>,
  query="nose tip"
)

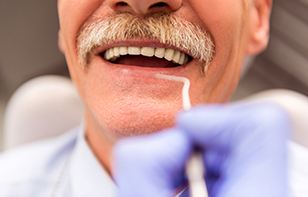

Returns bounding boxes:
[107,0,182,15]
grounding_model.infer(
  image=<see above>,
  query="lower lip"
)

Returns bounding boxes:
[87,55,192,101]
[97,55,191,78]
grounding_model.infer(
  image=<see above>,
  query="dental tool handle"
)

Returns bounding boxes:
[155,74,191,111]
[155,74,208,197]
[186,151,208,197]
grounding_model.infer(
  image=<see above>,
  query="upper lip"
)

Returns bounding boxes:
[92,39,192,58]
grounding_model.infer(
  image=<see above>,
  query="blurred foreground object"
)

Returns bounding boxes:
[114,103,290,197]
[3,75,84,150]
[240,89,308,149]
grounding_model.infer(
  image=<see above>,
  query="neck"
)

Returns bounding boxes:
[85,111,117,177]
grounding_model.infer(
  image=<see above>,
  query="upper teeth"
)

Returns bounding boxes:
[103,46,189,65]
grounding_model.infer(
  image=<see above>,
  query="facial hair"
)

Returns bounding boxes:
[77,12,215,72]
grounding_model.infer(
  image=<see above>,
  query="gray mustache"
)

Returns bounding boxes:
[77,12,215,70]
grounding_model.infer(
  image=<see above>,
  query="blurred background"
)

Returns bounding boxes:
[0,0,308,149]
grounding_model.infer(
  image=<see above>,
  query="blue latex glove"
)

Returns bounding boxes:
[113,103,290,197]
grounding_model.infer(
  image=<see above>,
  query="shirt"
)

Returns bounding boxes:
[0,125,116,197]
[0,124,307,196]
[289,142,308,197]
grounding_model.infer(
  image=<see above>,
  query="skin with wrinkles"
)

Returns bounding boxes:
[57,0,271,174]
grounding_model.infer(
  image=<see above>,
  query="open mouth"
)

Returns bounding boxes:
[100,46,191,68]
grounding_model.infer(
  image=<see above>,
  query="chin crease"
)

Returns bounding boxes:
[106,120,174,138]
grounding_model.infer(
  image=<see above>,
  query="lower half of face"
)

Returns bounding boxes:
[64,6,248,138]
[76,45,242,138]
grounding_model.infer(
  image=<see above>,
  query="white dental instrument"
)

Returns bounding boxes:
[155,74,208,197]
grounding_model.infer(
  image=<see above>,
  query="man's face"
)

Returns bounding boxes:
[58,0,257,137]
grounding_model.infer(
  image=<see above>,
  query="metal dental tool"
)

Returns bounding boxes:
[155,74,208,197]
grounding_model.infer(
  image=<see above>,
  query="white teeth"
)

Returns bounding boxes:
[104,50,109,60]
[172,50,181,64]
[119,46,128,55]
[154,48,165,58]
[164,49,174,61]
[113,47,120,57]
[128,47,141,55]
[184,55,189,65]
[179,52,186,65]
[141,47,155,57]
[110,57,118,62]
[103,46,189,65]
[106,48,114,60]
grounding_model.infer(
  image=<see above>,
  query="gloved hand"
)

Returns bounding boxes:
[113,103,290,197]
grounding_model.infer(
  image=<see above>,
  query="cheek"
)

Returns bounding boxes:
[58,0,103,31]
[58,0,104,62]
[188,0,244,51]
[188,0,245,102]
[58,0,106,100]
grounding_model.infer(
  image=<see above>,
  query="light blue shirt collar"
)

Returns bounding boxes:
[64,125,117,197]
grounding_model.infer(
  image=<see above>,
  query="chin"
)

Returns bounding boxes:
[108,118,174,137]
[96,102,182,137]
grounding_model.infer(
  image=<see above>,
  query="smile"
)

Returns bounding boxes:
[101,46,190,67]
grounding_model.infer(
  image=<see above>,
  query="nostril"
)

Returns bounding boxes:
[116,2,128,7]
[149,2,168,9]
[112,1,177,15]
